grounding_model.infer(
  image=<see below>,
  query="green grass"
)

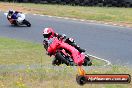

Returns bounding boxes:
[0,37,50,65]
[0,66,132,88]
[7,2,132,23]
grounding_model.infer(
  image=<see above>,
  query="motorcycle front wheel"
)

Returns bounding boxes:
[55,52,74,66]
[52,58,62,66]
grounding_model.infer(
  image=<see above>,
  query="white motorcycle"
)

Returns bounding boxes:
[4,12,31,27]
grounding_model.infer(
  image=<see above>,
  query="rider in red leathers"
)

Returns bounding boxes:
[43,27,87,66]
[43,27,85,53]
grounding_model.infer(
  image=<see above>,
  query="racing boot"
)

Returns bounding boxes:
[76,46,85,53]
[66,39,86,53]
[74,44,85,53]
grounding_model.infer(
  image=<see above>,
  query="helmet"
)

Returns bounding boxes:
[43,28,55,39]
[8,10,14,16]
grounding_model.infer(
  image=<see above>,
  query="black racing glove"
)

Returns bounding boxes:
[43,40,48,50]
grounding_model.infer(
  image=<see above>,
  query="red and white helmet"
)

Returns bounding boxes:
[43,28,55,39]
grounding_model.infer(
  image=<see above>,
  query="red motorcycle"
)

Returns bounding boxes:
[43,37,92,66]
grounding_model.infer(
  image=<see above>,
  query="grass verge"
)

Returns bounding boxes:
[0,37,50,65]
[0,66,132,88]
[0,2,132,27]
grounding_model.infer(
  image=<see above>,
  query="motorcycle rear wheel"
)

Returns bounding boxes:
[23,19,31,27]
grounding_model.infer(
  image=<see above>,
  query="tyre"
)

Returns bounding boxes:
[23,19,31,27]
[52,58,62,66]
[13,21,18,26]
[55,52,73,66]
[9,20,17,26]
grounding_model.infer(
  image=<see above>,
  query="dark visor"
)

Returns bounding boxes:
[43,32,52,38]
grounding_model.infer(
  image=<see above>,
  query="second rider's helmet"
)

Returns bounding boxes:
[8,10,14,17]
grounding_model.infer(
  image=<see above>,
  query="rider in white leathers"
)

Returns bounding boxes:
[7,10,25,23]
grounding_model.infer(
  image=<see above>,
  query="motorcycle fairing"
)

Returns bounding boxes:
[47,37,85,65]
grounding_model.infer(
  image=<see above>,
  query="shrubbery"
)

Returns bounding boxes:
[1,0,132,7]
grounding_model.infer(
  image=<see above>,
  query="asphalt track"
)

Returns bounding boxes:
[0,12,132,66]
